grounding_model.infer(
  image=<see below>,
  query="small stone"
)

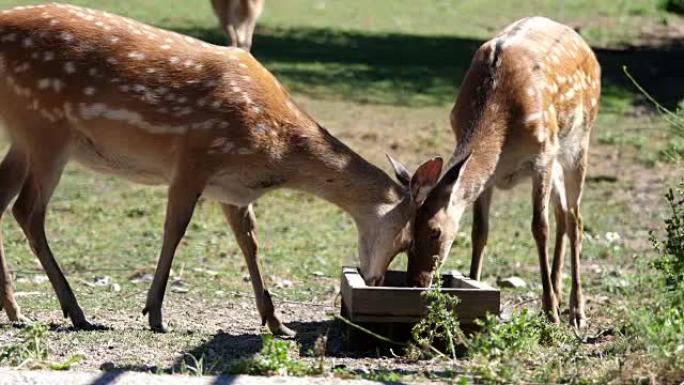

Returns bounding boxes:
[497,276,527,289]
[170,283,189,294]
[93,276,112,287]
[110,283,121,292]
[274,279,293,289]
[130,273,154,284]
[31,274,49,284]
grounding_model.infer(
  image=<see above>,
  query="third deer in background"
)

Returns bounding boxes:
[211,0,264,51]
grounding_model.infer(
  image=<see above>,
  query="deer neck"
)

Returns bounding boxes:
[448,113,506,207]
[290,125,407,225]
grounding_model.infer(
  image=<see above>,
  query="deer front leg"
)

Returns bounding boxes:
[564,155,588,329]
[0,147,29,323]
[531,168,560,323]
[470,187,493,280]
[12,151,91,328]
[143,176,205,332]
[222,204,295,337]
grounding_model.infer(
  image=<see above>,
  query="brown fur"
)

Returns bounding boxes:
[407,17,601,329]
[0,3,442,333]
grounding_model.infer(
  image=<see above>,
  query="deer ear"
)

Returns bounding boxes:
[386,154,411,186]
[410,157,443,204]
[437,153,471,189]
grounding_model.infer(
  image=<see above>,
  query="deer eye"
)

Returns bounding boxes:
[430,228,441,240]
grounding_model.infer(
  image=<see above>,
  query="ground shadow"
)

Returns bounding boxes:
[172,25,684,109]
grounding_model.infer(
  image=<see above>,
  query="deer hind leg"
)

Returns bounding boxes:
[211,0,232,45]
[0,146,29,323]
[470,186,493,280]
[222,203,295,337]
[563,153,588,329]
[143,172,206,332]
[11,143,91,328]
[550,161,568,306]
[531,165,560,323]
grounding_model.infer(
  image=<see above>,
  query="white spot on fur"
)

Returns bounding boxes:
[64,62,76,74]
[37,78,51,89]
[523,112,543,124]
[128,51,145,60]
[1,33,16,42]
[52,79,64,92]
[83,87,97,96]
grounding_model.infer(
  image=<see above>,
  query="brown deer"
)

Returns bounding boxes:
[211,0,264,51]
[0,3,443,334]
[402,17,600,328]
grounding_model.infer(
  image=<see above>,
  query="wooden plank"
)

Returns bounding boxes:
[340,269,355,318]
[340,267,500,324]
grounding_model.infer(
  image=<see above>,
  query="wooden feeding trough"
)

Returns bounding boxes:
[339,267,500,351]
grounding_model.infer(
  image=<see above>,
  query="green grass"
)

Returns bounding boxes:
[0,0,683,383]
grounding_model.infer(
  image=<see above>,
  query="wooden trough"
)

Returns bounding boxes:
[339,267,500,351]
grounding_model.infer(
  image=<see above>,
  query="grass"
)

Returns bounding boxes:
[0,0,683,383]
[0,322,84,370]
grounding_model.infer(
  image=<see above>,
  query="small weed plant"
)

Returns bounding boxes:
[409,271,466,360]
[651,182,684,292]
[468,309,570,359]
[177,353,217,376]
[626,181,684,381]
[0,322,84,370]
[230,334,321,376]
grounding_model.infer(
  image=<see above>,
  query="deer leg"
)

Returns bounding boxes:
[222,203,295,337]
[564,154,588,329]
[227,25,239,48]
[0,147,29,323]
[12,148,91,328]
[210,0,231,44]
[531,167,560,323]
[470,187,493,280]
[143,174,205,332]
[550,163,568,306]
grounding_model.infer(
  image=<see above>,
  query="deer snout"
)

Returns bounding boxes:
[406,270,433,287]
[363,274,385,286]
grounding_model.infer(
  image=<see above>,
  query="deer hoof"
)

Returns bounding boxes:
[267,319,296,338]
[570,310,587,329]
[150,322,169,333]
[11,313,32,325]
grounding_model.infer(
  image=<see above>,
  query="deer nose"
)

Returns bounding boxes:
[363,274,385,286]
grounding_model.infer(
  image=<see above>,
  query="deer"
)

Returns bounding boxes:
[211,0,264,51]
[0,3,444,335]
[399,17,601,329]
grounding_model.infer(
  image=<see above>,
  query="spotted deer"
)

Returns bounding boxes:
[0,3,444,334]
[211,0,264,51]
[402,17,600,328]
